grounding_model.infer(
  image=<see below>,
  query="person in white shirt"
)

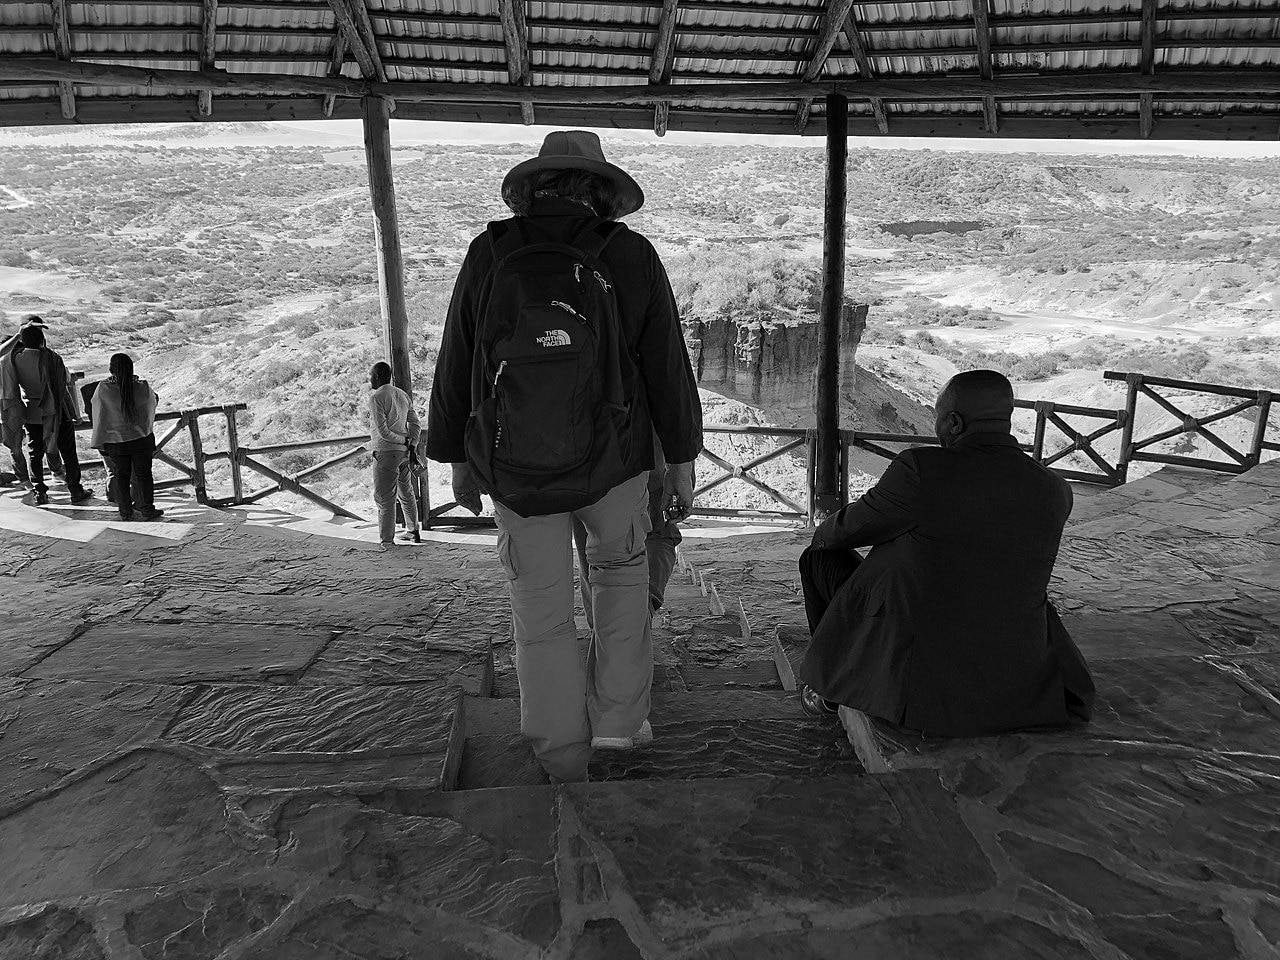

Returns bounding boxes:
[367,361,421,548]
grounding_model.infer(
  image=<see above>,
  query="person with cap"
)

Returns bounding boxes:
[0,317,91,506]
[367,360,422,549]
[427,131,703,783]
[797,369,1095,736]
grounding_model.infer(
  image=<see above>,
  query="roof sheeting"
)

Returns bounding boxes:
[0,0,1277,138]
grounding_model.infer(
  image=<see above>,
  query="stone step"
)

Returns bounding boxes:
[451,688,852,789]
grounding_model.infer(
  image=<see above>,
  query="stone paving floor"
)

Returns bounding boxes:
[0,460,1278,960]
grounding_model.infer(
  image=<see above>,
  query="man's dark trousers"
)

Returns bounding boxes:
[24,419,82,495]
[800,546,863,635]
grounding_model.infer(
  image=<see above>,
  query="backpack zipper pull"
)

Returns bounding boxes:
[493,360,507,386]
[574,263,583,284]
[593,270,612,294]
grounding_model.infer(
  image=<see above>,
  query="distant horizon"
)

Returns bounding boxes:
[3,117,1280,160]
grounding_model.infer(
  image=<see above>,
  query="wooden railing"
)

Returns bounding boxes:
[66,369,1276,527]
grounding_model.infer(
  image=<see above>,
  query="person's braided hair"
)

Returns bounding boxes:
[109,352,138,421]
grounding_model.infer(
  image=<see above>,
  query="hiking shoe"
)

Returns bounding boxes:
[591,720,653,751]
[69,487,94,504]
[397,529,422,543]
[138,507,165,520]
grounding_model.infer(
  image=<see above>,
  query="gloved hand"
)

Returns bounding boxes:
[662,460,695,522]
[451,462,483,515]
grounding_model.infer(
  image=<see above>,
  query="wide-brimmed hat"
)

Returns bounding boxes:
[502,130,644,216]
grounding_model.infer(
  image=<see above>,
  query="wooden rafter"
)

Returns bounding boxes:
[497,0,534,125]
[1140,92,1154,138]
[323,30,347,117]
[971,0,997,134]
[840,9,886,134]
[794,0,859,133]
[6,59,1280,103]
[48,0,75,120]
[325,0,379,80]
[649,0,681,136]
[198,0,218,116]
[1140,0,1158,75]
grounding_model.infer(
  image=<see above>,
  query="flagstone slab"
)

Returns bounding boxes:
[686,914,1096,960]
[0,748,274,907]
[23,624,333,684]
[998,752,1280,897]
[0,905,104,960]
[219,753,449,794]
[124,887,291,960]
[164,683,457,754]
[589,718,855,782]
[1220,559,1280,593]
[242,902,489,960]
[298,632,491,693]
[274,787,560,951]
[0,680,185,811]
[1060,611,1203,660]
[0,610,83,676]
[566,772,994,946]
[1172,603,1280,655]
[1088,656,1280,754]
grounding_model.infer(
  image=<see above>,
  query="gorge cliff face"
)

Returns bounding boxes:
[682,304,868,407]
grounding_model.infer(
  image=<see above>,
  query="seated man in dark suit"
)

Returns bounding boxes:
[798,369,1094,736]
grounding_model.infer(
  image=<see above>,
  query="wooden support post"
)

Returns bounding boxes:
[1116,372,1142,483]
[223,404,244,503]
[497,0,535,124]
[186,413,209,504]
[198,0,218,116]
[1140,0,1157,76]
[649,0,681,135]
[1247,391,1272,467]
[49,0,76,120]
[323,30,347,117]
[813,92,847,519]
[361,95,412,395]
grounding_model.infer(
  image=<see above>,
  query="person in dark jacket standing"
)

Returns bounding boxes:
[427,131,703,782]
[798,369,1094,736]
[90,352,163,522]
[0,320,91,506]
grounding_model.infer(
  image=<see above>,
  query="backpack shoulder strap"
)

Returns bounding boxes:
[571,218,626,261]
[487,218,530,264]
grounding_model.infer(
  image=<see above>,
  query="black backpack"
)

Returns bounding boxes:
[464,217,637,517]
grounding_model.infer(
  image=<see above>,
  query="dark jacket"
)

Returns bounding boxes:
[426,197,702,473]
[799,432,1095,737]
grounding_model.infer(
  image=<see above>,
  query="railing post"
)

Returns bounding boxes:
[806,430,817,526]
[223,404,244,504]
[1115,372,1142,483]
[1247,390,1272,468]
[186,411,208,504]
[1032,400,1050,462]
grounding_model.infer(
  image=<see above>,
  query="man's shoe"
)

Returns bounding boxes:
[69,487,94,504]
[33,490,49,506]
[591,720,654,751]
[138,507,165,520]
[799,685,840,718]
[397,529,422,543]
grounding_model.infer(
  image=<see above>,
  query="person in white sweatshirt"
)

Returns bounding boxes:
[368,361,421,548]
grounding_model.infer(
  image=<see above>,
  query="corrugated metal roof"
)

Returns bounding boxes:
[0,0,1277,138]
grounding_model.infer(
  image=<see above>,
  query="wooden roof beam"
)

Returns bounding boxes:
[48,0,75,120]
[839,8,887,134]
[794,0,859,133]
[649,0,681,136]
[971,0,997,134]
[497,0,534,125]
[198,0,217,116]
[6,60,1280,103]
[322,30,346,116]
[325,0,380,80]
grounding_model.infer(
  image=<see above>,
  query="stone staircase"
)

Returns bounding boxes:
[2,459,1279,959]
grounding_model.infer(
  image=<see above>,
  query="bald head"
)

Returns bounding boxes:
[934,370,1015,447]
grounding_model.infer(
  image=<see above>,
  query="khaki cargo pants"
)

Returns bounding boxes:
[494,472,652,782]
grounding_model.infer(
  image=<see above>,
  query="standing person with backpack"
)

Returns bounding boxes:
[427,131,703,784]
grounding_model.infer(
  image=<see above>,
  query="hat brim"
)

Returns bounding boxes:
[502,155,644,217]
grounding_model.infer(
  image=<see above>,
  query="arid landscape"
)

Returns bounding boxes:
[2,121,1278,517]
